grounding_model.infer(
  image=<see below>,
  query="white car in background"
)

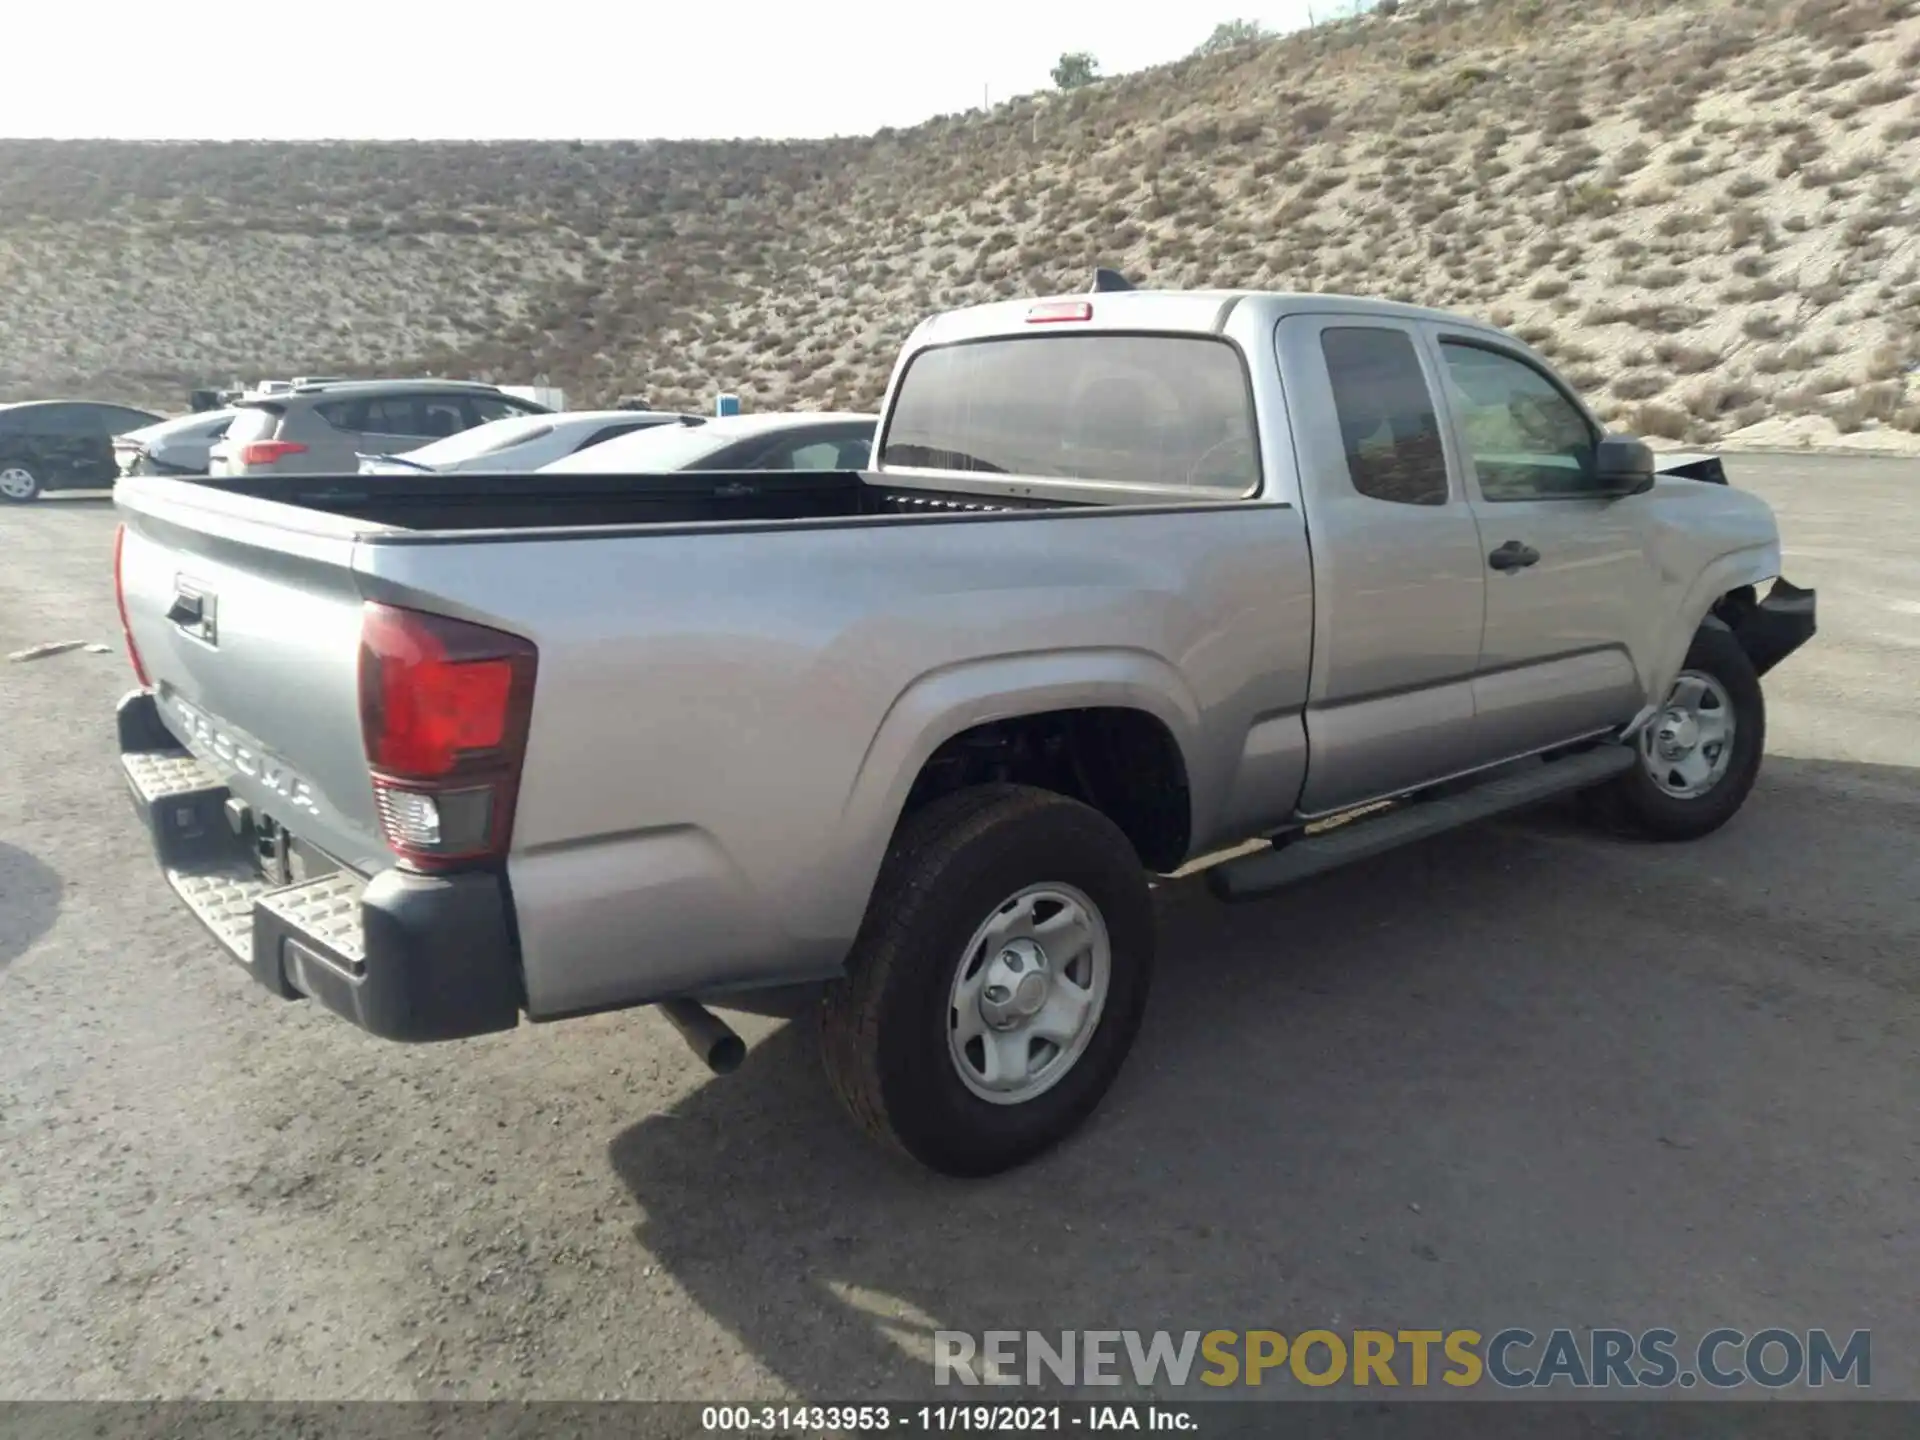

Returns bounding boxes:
[113,409,240,478]
[538,411,878,476]
[356,409,693,475]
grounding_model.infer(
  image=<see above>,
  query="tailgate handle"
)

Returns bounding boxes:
[166,593,204,626]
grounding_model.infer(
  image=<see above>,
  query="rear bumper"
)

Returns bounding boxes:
[1735,576,1817,678]
[118,689,523,1042]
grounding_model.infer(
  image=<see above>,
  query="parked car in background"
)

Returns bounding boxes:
[208,380,552,478]
[358,410,694,476]
[0,399,164,502]
[114,409,240,479]
[538,411,877,475]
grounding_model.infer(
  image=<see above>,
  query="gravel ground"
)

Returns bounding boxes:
[0,454,1916,1402]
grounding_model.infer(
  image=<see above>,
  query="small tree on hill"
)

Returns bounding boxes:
[1052,51,1101,90]
[1195,19,1273,55]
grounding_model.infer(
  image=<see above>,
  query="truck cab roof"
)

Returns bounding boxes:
[910,287,1510,346]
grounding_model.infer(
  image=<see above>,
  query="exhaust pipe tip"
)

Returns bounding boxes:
[658,999,745,1075]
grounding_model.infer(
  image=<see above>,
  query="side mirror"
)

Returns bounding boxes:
[1591,433,1656,497]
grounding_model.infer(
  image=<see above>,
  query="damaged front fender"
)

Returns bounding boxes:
[1733,576,1817,678]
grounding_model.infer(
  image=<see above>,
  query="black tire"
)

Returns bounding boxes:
[819,784,1154,1178]
[0,463,42,503]
[1583,623,1764,841]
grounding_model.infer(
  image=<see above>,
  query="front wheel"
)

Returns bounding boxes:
[819,784,1154,1177]
[1584,624,1765,841]
[0,464,42,503]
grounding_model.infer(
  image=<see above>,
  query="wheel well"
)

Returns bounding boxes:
[1710,584,1758,633]
[900,708,1192,872]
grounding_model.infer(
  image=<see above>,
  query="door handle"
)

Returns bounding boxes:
[1488,540,1540,572]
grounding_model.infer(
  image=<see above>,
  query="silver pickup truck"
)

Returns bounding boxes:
[113,279,1815,1176]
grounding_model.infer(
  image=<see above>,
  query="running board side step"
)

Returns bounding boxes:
[1206,744,1636,902]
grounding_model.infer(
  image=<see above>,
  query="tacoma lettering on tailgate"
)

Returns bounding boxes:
[168,694,319,815]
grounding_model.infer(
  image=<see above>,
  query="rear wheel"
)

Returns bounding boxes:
[1583,624,1764,841]
[0,464,41,503]
[819,784,1154,1177]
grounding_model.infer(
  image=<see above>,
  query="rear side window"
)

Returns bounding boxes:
[783,438,854,469]
[317,396,467,438]
[572,421,650,453]
[881,334,1260,494]
[223,406,282,444]
[472,422,553,455]
[1321,328,1450,506]
[467,394,543,425]
[314,399,366,431]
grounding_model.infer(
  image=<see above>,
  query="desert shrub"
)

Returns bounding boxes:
[1743,312,1788,340]
[1653,340,1724,374]
[1754,342,1819,374]
[1726,207,1774,249]
[1634,88,1696,134]
[1682,378,1762,419]
[1613,372,1670,400]
[1775,133,1825,178]
[1612,140,1652,177]
[1542,106,1594,135]
[1629,401,1694,439]
[1819,58,1874,85]
[1864,343,1911,380]
[1826,382,1904,430]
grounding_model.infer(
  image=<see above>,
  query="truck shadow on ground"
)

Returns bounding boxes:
[605,755,1920,1399]
[0,841,63,973]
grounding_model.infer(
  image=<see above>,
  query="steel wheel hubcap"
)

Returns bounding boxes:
[1640,669,1736,799]
[0,467,35,497]
[948,882,1110,1105]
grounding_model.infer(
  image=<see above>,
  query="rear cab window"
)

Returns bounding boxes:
[880,333,1261,498]
[1321,328,1450,507]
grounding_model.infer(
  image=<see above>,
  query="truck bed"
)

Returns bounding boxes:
[114,464,1313,1021]
[180,468,1085,534]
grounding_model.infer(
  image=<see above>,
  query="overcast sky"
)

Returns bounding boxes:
[4,1,1346,141]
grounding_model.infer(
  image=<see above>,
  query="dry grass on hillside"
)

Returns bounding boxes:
[3,0,1919,447]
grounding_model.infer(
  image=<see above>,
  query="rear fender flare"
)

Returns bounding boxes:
[796,648,1203,941]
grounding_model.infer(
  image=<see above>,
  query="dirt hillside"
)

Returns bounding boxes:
[2,0,1917,446]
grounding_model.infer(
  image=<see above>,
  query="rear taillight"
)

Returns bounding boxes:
[357,602,537,871]
[112,523,151,687]
[239,440,308,466]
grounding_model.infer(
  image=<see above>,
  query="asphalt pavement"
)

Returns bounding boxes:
[0,453,1915,1401]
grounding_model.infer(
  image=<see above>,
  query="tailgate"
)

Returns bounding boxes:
[116,484,391,873]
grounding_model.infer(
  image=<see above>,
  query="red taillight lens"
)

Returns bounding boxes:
[239,440,308,466]
[112,522,151,687]
[358,602,537,870]
[1026,301,1094,323]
